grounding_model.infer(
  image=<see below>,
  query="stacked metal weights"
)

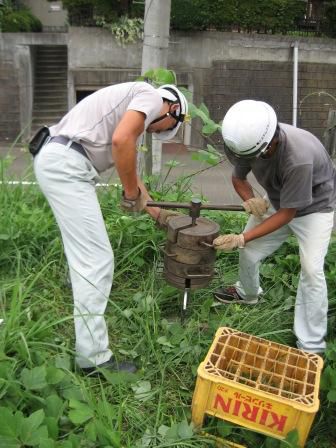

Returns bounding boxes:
[163,215,220,289]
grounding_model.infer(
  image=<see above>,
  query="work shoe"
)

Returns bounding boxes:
[213,286,258,305]
[81,356,137,376]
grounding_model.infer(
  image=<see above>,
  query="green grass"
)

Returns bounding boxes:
[1,159,336,447]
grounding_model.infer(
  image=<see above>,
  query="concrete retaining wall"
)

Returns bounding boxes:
[1,29,336,147]
[0,33,67,141]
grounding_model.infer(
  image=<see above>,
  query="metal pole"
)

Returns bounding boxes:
[141,0,172,175]
[292,41,299,127]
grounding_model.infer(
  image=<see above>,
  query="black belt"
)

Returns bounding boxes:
[50,136,88,159]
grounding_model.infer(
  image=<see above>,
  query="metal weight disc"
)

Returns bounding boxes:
[167,216,220,250]
[163,269,212,290]
[164,240,217,265]
[164,255,214,278]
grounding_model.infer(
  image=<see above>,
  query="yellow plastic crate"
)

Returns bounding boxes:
[192,327,324,447]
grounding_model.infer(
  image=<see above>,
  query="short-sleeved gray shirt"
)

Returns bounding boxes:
[49,82,163,173]
[226,123,336,217]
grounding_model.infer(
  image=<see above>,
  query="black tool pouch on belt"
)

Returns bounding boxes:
[28,126,50,156]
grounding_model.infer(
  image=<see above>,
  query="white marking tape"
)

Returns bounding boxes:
[0,180,115,187]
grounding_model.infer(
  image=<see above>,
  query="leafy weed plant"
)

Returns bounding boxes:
[1,159,336,447]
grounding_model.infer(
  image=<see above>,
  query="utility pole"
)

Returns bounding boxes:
[141,0,172,175]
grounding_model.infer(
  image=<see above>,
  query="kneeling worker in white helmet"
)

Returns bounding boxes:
[213,99,336,354]
[32,82,188,374]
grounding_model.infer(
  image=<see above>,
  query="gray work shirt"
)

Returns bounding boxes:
[49,82,163,173]
[226,123,336,217]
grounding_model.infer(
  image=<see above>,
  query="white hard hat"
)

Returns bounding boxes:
[222,100,277,158]
[155,84,188,141]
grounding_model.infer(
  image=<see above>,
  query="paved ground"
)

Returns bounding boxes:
[0,141,262,205]
[1,140,335,229]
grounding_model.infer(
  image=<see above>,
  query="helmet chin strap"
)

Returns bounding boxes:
[150,111,172,125]
[150,102,186,127]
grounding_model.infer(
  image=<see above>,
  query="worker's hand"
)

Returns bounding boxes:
[121,188,147,213]
[156,209,182,230]
[213,234,245,252]
[242,197,269,218]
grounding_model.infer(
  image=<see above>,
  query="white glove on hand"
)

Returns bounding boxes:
[156,209,182,229]
[242,197,269,218]
[120,188,147,213]
[213,234,245,252]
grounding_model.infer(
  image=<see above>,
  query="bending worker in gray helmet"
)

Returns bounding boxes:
[34,82,188,374]
[213,99,336,354]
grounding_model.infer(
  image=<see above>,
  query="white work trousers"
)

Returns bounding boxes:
[34,142,113,367]
[235,205,334,353]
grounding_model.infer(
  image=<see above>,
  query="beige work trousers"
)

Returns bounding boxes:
[34,142,113,367]
[236,205,334,353]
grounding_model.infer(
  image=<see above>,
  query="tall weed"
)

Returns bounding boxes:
[1,167,336,447]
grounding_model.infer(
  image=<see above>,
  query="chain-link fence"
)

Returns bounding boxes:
[324,110,336,158]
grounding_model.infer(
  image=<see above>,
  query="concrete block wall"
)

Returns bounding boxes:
[206,60,293,147]
[0,59,21,141]
[298,63,336,139]
[203,60,336,146]
[1,29,336,147]
[0,33,67,142]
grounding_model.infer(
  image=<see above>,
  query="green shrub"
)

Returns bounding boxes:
[61,0,96,26]
[61,0,144,26]
[324,1,336,37]
[171,0,211,31]
[0,9,42,32]
[61,0,308,34]
[171,0,306,34]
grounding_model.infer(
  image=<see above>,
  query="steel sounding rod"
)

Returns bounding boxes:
[181,279,191,323]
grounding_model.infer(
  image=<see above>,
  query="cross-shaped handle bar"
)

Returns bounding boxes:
[147,198,244,225]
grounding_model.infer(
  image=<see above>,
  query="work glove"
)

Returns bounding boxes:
[242,197,269,218]
[156,209,182,230]
[213,234,245,252]
[120,188,147,213]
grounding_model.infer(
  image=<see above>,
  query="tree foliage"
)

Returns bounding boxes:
[59,0,336,37]
[170,0,306,34]
[0,0,42,32]
[61,0,144,26]
[325,1,336,37]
